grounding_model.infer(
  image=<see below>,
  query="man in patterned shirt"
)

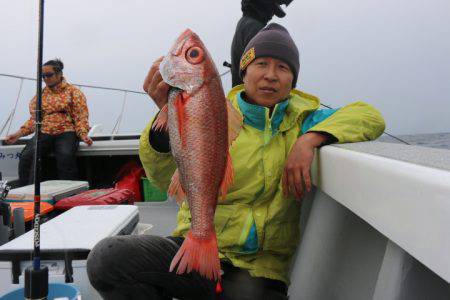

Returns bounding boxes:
[5,59,92,186]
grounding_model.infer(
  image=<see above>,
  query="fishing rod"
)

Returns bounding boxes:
[25,0,49,299]
[222,61,410,146]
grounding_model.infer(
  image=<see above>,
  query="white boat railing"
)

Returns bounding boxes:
[0,73,148,137]
[289,141,450,299]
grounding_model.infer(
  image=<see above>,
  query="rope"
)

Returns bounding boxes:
[6,79,24,135]
[0,73,147,95]
[111,91,128,135]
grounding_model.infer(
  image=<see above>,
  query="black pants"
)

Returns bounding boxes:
[18,132,79,186]
[86,235,288,300]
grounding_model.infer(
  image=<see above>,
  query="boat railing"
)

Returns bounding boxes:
[0,73,149,139]
[288,141,450,299]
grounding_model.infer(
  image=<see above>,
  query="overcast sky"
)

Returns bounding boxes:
[1,0,449,136]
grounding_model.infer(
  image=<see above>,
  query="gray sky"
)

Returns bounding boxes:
[1,0,449,135]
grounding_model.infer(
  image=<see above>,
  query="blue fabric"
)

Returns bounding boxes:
[242,222,259,253]
[270,99,289,134]
[302,108,339,133]
[236,92,290,252]
[237,92,289,134]
[237,92,265,130]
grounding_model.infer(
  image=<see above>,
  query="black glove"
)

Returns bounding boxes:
[242,0,294,21]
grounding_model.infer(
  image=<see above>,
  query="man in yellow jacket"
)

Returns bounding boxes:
[87,24,385,300]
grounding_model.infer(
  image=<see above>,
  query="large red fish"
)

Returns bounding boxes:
[153,29,242,282]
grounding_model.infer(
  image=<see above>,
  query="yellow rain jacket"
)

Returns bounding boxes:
[139,85,385,284]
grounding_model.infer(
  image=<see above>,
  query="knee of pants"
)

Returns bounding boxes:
[86,236,130,287]
[87,235,172,282]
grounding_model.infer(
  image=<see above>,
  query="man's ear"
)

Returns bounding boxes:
[241,70,247,83]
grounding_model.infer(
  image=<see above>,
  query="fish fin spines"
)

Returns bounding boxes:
[219,151,234,201]
[168,169,186,205]
[226,100,243,146]
[170,230,221,282]
[152,104,168,131]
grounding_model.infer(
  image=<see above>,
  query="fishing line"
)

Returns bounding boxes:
[318,102,410,145]
[219,69,231,78]
[221,61,410,146]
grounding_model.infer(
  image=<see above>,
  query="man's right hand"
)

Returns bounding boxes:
[143,56,170,110]
[4,132,21,145]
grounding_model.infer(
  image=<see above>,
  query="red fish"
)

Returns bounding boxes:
[153,29,242,282]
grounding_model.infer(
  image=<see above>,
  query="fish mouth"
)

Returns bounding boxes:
[160,56,198,93]
[160,56,173,85]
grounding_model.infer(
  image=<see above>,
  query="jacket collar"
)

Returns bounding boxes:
[237,91,288,134]
[228,84,320,133]
[45,78,68,94]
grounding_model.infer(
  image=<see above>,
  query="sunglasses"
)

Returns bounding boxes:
[42,72,55,78]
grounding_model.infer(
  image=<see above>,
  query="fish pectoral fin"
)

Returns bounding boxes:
[168,169,186,205]
[226,100,243,146]
[175,92,191,147]
[152,104,169,131]
[219,151,234,201]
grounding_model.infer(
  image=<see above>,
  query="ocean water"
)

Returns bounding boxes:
[378,132,450,150]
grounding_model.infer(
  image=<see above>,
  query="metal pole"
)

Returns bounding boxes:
[25,0,49,298]
[33,0,45,272]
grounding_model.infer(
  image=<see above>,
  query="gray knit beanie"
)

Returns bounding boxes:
[239,23,299,87]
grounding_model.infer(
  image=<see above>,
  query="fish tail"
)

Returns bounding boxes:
[152,104,168,131]
[168,169,186,204]
[170,230,221,282]
[219,151,234,200]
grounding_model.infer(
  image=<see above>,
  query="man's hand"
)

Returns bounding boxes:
[81,135,93,146]
[143,56,170,110]
[4,132,21,145]
[282,132,329,202]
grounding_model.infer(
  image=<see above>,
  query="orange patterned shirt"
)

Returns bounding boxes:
[20,79,90,138]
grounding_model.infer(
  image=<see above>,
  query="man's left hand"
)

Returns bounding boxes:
[282,132,329,202]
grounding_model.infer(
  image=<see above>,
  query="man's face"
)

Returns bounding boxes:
[243,57,294,108]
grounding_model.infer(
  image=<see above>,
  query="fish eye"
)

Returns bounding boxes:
[189,49,199,58]
[186,47,204,64]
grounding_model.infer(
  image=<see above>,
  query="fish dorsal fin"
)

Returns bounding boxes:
[219,152,233,200]
[226,100,243,146]
[218,101,243,202]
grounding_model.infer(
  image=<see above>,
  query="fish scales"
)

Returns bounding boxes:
[154,28,241,282]
[168,80,228,237]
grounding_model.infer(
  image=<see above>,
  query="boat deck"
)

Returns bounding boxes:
[135,200,179,237]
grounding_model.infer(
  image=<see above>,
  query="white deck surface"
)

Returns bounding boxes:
[0,205,138,251]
